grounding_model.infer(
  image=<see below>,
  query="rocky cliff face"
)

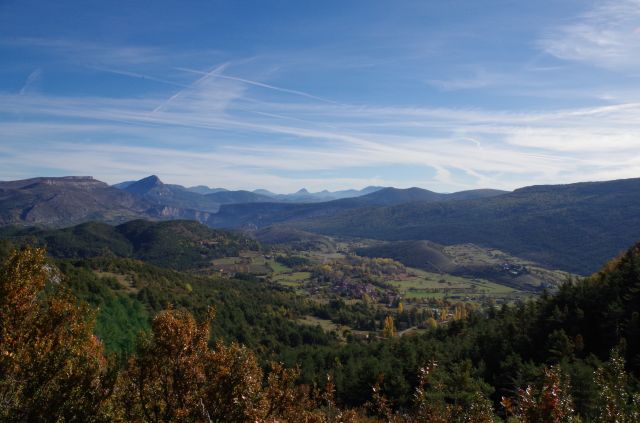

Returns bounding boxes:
[0,176,152,227]
[149,206,213,223]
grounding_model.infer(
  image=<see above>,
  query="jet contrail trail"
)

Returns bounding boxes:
[153,63,230,113]
[176,66,340,104]
[86,65,188,88]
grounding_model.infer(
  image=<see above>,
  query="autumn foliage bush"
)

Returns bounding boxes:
[0,248,358,422]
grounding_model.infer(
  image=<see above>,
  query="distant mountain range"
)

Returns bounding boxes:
[248,186,385,202]
[0,174,370,224]
[3,173,640,274]
[207,186,508,228]
[114,177,385,203]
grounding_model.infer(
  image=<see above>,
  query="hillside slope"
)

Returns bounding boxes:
[1,219,259,270]
[296,178,640,274]
[209,187,508,228]
[0,176,151,227]
[123,175,223,212]
[357,240,570,290]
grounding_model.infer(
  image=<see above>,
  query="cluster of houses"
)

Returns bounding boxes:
[500,262,528,276]
[331,279,379,300]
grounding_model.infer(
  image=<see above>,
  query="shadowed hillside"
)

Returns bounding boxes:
[0,176,151,227]
[296,178,640,274]
[1,219,259,271]
[123,175,223,213]
[208,186,508,228]
[356,240,571,290]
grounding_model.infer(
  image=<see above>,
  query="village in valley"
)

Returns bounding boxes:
[206,235,572,340]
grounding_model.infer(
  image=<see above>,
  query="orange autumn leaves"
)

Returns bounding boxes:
[0,248,111,421]
[0,248,351,422]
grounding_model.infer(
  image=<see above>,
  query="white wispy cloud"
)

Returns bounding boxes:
[2,75,639,192]
[2,30,640,192]
[540,0,640,71]
[1,38,171,66]
[87,66,188,88]
[19,68,42,95]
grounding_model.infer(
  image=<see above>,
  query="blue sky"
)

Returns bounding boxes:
[1,0,640,192]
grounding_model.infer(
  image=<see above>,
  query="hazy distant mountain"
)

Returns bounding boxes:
[249,185,386,202]
[332,186,384,198]
[205,190,274,204]
[253,189,277,197]
[208,186,508,228]
[114,177,386,203]
[186,185,228,195]
[0,176,151,227]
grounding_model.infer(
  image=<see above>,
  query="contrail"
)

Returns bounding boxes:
[153,63,229,113]
[87,65,187,88]
[176,66,340,104]
[19,69,43,95]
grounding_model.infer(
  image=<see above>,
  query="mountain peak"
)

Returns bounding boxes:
[296,188,310,194]
[142,175,162,184]
[124,175,165,195]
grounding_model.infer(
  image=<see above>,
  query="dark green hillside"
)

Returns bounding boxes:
[0,221,134,258]
[116,220,259,269]
[533,243,640,366]
[252,226,337,251]
[1,219,259,271]
[296,177,640,274]
[357,240,457,273]
[56,256,333,357]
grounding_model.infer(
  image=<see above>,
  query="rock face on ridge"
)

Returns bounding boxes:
[0,176,151,227]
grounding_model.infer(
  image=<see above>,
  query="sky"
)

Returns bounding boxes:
[1,0,640,193]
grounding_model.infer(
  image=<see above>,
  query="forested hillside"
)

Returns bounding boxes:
[0,219,259,271]
[2,237,640,420]
[60,256,332,358]
[295,178,640,274]
[208,186,507,228]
